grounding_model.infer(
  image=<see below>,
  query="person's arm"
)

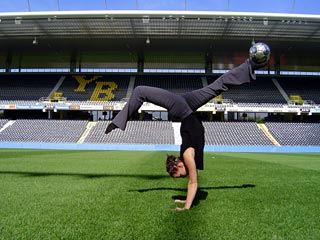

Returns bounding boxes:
[176,147,198,211]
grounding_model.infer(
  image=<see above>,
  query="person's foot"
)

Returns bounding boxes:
[249,58,268,70]
[248,59,268,80]
[105,122,118,134]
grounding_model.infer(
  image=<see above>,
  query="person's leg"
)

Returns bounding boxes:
[106,86,193,132]
[182,59,256,111]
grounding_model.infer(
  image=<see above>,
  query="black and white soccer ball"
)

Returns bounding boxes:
[249,42,271,63]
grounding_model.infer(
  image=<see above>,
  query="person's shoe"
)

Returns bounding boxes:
[248,59,268,80]
[249,59,268,70]
[105,123,118,134]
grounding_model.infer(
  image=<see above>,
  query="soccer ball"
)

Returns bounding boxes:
[249,42,271,63]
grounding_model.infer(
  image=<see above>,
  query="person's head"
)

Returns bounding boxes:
[166,155,188,178]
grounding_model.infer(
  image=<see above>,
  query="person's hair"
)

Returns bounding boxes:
[166,155,180,177]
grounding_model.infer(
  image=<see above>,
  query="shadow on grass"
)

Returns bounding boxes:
[0,170,167,180]
[172,190,209,207]
[129,184,255,193]
[129,184,255,207]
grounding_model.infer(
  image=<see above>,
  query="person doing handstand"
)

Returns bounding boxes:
[105,54,268,211]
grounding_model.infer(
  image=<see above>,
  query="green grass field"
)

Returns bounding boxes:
[0,149,319,240]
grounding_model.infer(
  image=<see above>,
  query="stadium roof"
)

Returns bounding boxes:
[1,0,319,14]
[0,1,320,70]
[0,10,319,53]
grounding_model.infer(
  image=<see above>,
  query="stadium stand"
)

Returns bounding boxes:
[265,122,320,146]
[0,73,319,148]
[0,119,9,128]
[0,75,60,101]
[236,103,284,108]
[1,74,319,107]
[57,75,130,101]
[0,119,88,143]
[84,121,175,144]
[203,121,272,146]
[134,75,203,95]
[0,119,319,147]
[206,76,287,104]
[277,77,320,104]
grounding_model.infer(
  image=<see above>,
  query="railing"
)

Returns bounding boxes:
[39,97,67,103]
[287,100,315,106]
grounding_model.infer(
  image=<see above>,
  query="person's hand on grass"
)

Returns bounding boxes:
[175,207,188,211]
[175,205,191,211]
[174,199,188,211]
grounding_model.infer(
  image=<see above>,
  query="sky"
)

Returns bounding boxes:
[0,0,319,14]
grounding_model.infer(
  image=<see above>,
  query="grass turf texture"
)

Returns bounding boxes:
[0,150,319,240]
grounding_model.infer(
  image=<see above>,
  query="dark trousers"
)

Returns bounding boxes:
[112,60,253,130]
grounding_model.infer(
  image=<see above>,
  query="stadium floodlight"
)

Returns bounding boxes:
[251,38,256,46]
[32,36,38,45]
[142,18,150,24]
[15,17,22,25]
[48,16,57,22]
[263,18,268,26]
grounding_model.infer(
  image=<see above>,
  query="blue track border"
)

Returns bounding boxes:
[0,142,320,152]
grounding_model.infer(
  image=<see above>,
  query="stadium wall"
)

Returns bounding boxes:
[0,142,320,153]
